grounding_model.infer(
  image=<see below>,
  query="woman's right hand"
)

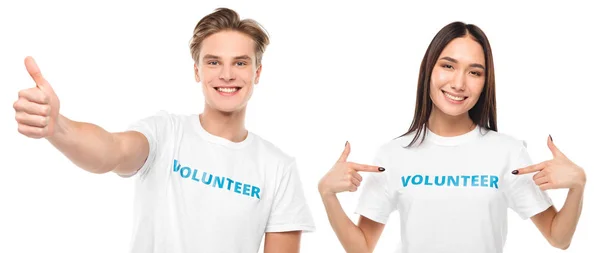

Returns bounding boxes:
[318,141,385,197]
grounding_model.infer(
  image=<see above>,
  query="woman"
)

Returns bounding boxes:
[318,21,586,253]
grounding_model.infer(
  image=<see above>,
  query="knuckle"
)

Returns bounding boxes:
[29,127,39,136]
[36,127,46,137]
[18,89,27,98]
[13,98,26,110]
[40,117,48,127]
[15,112,26,122]
[40,94,49,104]
[17,125,26,135]
[41,105,51,116]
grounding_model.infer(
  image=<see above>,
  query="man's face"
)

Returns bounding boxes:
[195,30,262,113]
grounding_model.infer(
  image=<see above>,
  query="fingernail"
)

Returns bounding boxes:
[345,141,348,147]
[512,170,518,175]
[549,134,553,142]
[378,167,385,171]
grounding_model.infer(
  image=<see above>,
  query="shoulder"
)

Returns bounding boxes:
[250,133,295,166]
[480,129,528,151]
[375,130,420,157]
[249,134,303,185]
[126,110,195,140]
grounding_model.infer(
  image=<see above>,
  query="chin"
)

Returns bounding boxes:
[444,111,467,117]
[434,104,470,117]
[208,103,246,114]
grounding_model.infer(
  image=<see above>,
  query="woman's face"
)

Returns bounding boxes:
[429,36,486,117]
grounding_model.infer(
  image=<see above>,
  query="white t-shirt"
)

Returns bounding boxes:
[121,111,315,253]
[355,125,553,253]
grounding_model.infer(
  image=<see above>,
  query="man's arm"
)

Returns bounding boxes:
[14,56,149,176]
[47,115,149,175]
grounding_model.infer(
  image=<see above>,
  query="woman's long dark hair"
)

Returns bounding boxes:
[400,21,497,147]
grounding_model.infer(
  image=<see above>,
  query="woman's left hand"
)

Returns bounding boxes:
[514,135,586,191]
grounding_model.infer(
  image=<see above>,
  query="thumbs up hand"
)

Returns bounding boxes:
[318,141,385,197]
[513,135,586,191]
[13,56,61,139]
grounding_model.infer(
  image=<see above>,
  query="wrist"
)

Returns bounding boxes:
[572,169,587,190]
[47,114,68,141]
[571,181,586,191]
[320,191,336,199]
[318,184,335,198]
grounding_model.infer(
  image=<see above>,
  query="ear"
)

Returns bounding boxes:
[194,63,201,82]
[254,64,263,84]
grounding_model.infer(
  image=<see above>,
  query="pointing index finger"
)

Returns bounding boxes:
[513,161,548,175]
[348,162,385,172]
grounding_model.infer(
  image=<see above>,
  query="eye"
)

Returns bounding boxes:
[207,61,219,65]
[469,71,483,77]
[235,61,247,66]
[442,64,454,69]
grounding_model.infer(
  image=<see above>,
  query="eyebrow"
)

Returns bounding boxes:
[234,55,252,61]
[202,54,252,61]
[203,54,220,60]
[440,56,485,70]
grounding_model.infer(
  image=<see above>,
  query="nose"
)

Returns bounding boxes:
[450,72,466,91]
[219,64,235,81]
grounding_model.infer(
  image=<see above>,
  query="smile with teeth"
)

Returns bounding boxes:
[443,91,467,101]
[215,87,241,93]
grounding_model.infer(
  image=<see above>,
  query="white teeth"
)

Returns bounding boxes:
[443,91,466,101]
[217,87,238,93]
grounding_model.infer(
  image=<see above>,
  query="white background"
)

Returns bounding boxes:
[1,0,598,252]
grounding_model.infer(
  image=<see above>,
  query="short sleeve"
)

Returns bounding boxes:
[504,142,553,219]
[354,148,397,224]
[265,159,316,233]
[117,110,171,178]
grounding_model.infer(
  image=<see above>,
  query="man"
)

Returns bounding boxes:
[13,7,315,253]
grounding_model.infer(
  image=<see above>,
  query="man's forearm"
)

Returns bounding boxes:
[46,114,123,173]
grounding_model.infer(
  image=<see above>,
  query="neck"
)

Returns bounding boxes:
[199,104,248,143]
[428,107,476,137]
